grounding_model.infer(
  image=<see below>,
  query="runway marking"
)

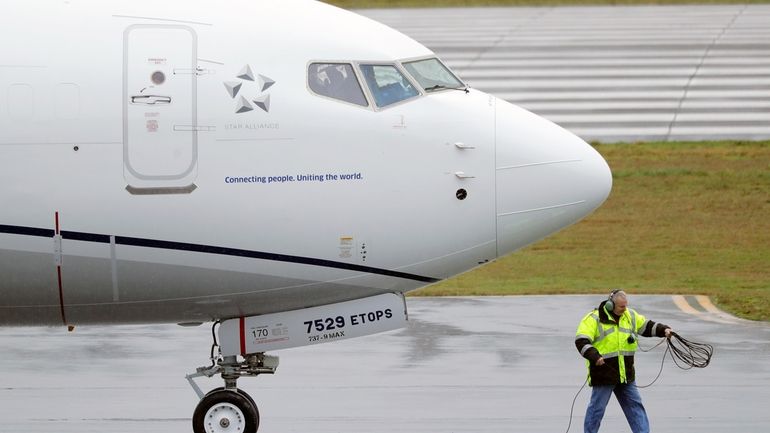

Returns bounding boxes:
[361,5,770,143]
[696,295,721,314]
[696,295,751,324]
[672,295,737,325]
[672,295,701,315]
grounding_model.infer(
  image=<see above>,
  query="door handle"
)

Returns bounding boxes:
[454,171,476,179]
[174,67,215,76]
[454,142,475,149]
[131,95,172,105]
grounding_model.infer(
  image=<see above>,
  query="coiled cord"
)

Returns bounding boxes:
[667,332,714,369]
[637,331,713,388]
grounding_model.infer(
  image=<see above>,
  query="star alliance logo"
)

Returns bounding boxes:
[223,65,276,114]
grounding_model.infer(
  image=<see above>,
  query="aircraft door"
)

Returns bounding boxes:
[123,24,198,192]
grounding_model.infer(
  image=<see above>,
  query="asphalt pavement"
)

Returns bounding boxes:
[360,5,770,143]
[1,295,768,433]
[2,6,768,433]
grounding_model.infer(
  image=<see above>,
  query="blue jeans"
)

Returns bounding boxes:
[584,382,649,433]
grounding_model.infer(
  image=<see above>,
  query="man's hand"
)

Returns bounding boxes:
[595,357,605,366]
[665,328,673,338]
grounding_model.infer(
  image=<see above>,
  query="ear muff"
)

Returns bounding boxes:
[606,289,620,312]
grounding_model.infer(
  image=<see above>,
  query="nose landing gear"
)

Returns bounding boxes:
[186,325,279,433]
[185,294,407,432]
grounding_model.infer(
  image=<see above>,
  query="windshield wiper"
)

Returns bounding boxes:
[425,84,470,94]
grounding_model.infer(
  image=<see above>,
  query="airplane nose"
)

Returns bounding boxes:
[495,98,612,257]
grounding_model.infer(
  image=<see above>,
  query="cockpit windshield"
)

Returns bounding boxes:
[359,64,419,108]
[307,58,465,110]
[308,63,369,107]
[402,58,465,93]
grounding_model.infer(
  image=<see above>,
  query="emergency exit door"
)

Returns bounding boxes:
[123,24,198,192]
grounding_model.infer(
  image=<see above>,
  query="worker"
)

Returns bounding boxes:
[575,290,673,433]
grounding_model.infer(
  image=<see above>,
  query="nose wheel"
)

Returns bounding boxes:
[187,322,279,433]
[192,389,259,433]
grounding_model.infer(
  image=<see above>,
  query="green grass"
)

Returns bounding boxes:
[326,0,770,8]
[412,141,770,322]
[321,1,770,320]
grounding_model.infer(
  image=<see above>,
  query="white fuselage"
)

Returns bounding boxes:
[0,0,611,326]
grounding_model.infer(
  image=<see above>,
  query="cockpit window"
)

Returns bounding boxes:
[403,58,464,93]
[308,63,368,107]
[359,64,419,108]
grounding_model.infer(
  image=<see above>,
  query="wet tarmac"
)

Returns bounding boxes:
[1,295,768,433]
[361,5,770,143]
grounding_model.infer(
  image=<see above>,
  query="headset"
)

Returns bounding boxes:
[605,289,635,343]
[605,289,622,312]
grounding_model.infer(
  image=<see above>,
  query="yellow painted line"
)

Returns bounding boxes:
[696,295,745,324]
[695,295,721,314]
[673,295,737,325]
[672,295,701,315]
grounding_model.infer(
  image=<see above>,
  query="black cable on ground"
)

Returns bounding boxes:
[565,332,714,433]
[564,377,588,433]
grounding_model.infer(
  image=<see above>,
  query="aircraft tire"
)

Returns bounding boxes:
[192,389,260,433]
[204,386,258,409]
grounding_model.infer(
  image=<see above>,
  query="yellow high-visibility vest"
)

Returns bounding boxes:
[576,306,647,383]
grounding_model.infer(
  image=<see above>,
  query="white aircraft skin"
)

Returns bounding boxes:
[0,0,611,328]
[1,1,612,429]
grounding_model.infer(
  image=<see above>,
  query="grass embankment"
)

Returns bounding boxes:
[413,141,770,322]
[326,0,770,8]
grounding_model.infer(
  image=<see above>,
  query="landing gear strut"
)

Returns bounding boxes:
[186,330,279,433]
